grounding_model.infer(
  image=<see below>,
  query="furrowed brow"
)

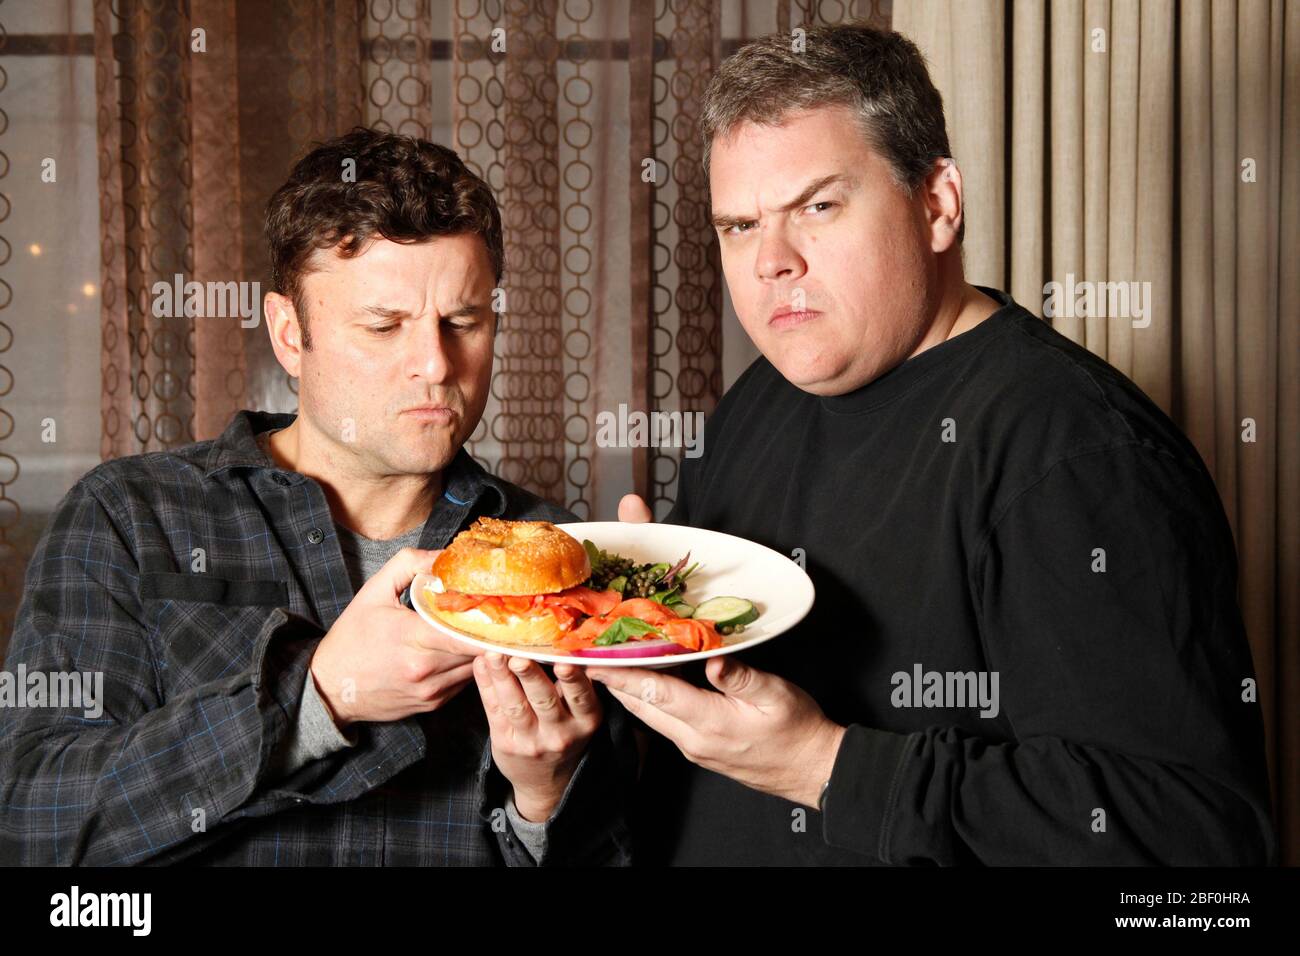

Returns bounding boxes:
[710,212,753,230]
[440,302,486,319]
[775,173,854,213]
[711,173,854,230]
[358,305,413,320]
[357,303,486,320]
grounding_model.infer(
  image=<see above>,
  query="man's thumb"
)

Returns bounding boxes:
[707,656,759,698]
[374,547,443,602]
[618,494,654,523]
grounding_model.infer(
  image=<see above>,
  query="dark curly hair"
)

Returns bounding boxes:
[265,127,504,349]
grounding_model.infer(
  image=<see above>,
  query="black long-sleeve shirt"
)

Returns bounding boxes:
[638,286,1277,866]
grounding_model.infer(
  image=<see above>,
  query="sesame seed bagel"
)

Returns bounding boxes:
[431,517,590,596]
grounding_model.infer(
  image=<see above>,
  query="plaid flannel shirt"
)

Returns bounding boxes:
[0,410,636,866]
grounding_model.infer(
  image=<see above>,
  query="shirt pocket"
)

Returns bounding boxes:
[140,571,291,693]
[141,571,288,607]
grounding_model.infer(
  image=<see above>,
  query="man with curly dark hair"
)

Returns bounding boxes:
[0,127,634,866]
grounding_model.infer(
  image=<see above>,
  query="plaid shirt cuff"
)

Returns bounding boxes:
[264,666,360,782]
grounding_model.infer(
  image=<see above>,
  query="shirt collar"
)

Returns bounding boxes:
[204,409,509,517]
[439,445,510,517]
[204,409,296,477]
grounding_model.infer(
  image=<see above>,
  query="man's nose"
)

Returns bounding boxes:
[406,320,453,382]
[754,224,807,283]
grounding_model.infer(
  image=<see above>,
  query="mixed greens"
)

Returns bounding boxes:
[581,539,757,637]
[582,539,698,608]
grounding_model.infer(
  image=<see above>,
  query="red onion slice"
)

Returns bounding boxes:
[570,638,687,659]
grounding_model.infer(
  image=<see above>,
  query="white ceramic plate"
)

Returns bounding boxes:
[411,521,815,668]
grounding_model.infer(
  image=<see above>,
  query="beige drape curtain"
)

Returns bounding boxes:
[894,0,1299,865]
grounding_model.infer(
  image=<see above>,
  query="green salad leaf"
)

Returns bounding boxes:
[594,616,664,646]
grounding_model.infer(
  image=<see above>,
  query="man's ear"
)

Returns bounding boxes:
[264,291,305,378]
[920,157,964,254]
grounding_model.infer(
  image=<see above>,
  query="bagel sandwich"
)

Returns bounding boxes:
[426,517,621,646]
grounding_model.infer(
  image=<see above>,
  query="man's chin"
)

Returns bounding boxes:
[384,452,458,476]
[765,352,853,396]
[378,434,464,473]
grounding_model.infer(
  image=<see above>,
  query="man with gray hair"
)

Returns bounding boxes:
[588,22,1276,865]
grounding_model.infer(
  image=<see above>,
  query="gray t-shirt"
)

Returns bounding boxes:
[335,518,426,591]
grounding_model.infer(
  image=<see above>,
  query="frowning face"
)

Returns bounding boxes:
[709,105,944,396]
[285,233,496,478]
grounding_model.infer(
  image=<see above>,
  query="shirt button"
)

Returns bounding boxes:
[307,528,324,544]
[272,474,291,486]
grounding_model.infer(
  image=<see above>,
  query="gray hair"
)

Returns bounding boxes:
[700,22,962,243]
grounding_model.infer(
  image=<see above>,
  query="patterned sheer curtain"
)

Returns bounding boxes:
[369,0,891,518]
[94,0,367,463]
[87,0,889,520]
[0,0,886,643]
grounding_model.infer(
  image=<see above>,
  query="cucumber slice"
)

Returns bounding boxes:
[671,602,695,618]
[692,597,757,628]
